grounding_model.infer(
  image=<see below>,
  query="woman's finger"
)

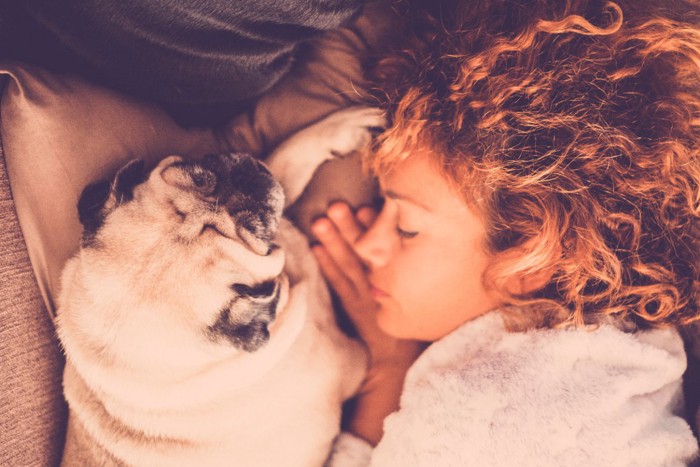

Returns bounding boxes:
[326,202,364,246]
[356,206,378,229]
[313,245,380,329]
[311,245,355,298]
[312,217,370,291]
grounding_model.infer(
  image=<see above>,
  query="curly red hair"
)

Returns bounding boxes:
[366,0,700,329]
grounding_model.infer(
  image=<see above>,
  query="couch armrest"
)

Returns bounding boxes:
[0,73,67,467]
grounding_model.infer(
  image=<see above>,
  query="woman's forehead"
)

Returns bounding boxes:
[378,154,440,194]
[379,154,473,215]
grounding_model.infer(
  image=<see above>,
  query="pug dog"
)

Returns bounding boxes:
[56,107,384,466]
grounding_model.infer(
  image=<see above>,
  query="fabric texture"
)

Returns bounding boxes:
[326,432,373,467]
[0,0,366,124]
[329,311,699,466]
[0,75,68,467]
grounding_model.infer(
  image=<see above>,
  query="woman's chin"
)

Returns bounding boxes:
[376,306,453,342]
[376,306,416,340]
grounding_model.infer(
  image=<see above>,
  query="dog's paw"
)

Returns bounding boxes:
[313,106,386,157]
[265,107,385,207]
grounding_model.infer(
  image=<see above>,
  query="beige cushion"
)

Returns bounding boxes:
[0,82,67,466]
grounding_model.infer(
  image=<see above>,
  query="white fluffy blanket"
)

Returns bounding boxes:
[329,311,699,466]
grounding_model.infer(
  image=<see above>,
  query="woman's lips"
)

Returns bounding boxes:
[369,284,390,299]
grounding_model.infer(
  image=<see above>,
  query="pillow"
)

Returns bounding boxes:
[1,62,224,314]
[0,1,398,316]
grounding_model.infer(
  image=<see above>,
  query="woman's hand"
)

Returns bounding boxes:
[310,202,381,350]
[311,201,425,445]
[311,202,423,366]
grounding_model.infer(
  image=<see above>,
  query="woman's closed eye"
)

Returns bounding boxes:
[396,226,419,239]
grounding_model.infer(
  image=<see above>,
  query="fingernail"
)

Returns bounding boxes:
[312,218,330,236]
[328,202,350,220]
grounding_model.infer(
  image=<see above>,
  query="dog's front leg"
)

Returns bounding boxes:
[264,107,385,208]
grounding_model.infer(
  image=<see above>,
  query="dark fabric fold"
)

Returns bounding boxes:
[0,0,365,125]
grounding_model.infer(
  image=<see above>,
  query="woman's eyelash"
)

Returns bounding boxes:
[396,226,419,239]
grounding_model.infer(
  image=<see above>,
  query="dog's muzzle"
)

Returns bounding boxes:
[166,152,285,255]
[186,153,287,351]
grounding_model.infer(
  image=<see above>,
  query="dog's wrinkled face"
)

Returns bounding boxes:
[76,153,286,353]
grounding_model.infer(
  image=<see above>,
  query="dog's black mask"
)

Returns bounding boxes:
[209,279,282,352]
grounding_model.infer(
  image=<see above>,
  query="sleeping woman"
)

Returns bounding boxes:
[312,0,700,464]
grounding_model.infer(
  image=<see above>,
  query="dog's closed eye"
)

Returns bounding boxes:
[200,223,229,238]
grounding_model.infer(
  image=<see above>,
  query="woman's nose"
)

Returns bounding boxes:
[355,207,396,269]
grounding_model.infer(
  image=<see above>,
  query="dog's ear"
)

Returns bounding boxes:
[77,159,146,246]
[114,159,146,202]
[77,180,112,243]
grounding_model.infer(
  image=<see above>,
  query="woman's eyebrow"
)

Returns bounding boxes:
[384,189,432,211]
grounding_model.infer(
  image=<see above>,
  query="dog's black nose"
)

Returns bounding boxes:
[226,154,278,204]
